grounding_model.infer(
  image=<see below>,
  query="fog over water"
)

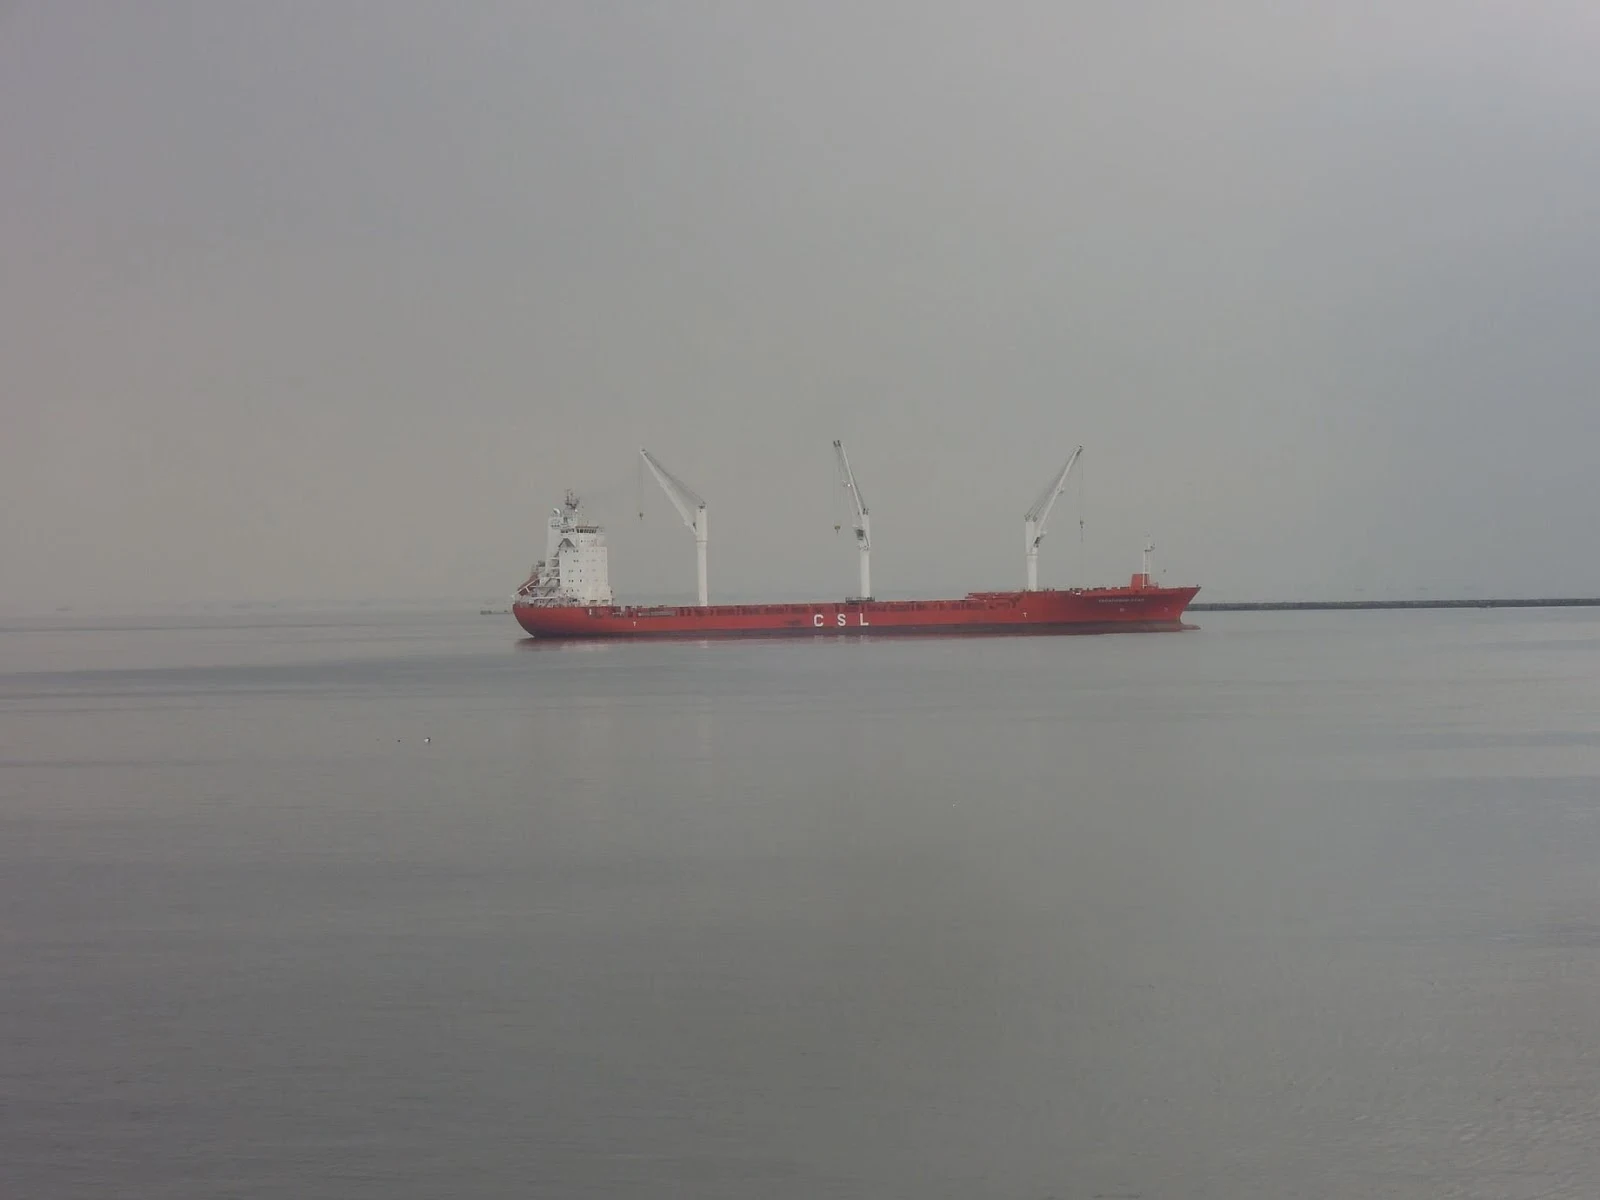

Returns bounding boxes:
[4,3,1600,612]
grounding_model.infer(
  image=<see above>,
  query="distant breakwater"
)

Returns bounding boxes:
[1190,598,1600,612]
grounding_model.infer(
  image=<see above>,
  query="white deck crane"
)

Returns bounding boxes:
[832,439,872,600]
[1023,445,1084,591]
[639,448,709,606]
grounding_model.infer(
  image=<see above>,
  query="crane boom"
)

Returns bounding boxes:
[832,439,872,600]
[639,448,709,606]
[1023,445,1083,591]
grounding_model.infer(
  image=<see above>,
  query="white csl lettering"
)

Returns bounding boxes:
[859,612,869,626]
[813,613,824,627]
[836,613,846,627]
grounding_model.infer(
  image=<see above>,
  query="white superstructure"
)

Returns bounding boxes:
[514,491,613,606]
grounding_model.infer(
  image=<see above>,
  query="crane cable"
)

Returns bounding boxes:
[832,451,843,533]
[1077,453,1086,587]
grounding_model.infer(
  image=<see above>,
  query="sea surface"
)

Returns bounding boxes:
[4,608,1600,1199]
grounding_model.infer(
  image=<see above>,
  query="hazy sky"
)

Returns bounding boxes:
[4,1,1598,610]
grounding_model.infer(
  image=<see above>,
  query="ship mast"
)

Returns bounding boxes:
[832,439,872,600]
[639,448,709,606]
[1022,446,1083,591]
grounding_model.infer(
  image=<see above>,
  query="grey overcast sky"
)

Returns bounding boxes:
[3,1,1598,611]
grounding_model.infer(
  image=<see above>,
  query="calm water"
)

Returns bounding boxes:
[4,609,1599,1198]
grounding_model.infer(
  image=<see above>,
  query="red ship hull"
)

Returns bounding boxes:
[514,579,1199,640]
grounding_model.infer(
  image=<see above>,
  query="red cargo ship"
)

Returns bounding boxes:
[512,444,1198,640]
